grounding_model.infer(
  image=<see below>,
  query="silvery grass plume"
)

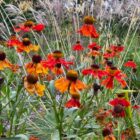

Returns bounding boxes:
[58,0,140,23]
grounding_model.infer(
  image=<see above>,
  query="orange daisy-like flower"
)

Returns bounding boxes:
[78,16,99,38]
[0,51,19,72]
[87,50,100,58]
[25,55,48,75]
[14,20,45,32]
[101,67,127,89]
[24,74,45,96]
[82,64,107,79]
[87,42,101,58]
[55,70,86,95]
[16,38,39,53]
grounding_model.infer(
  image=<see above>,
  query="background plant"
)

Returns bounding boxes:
[0,0,140,140]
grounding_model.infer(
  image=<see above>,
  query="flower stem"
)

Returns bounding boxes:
[125,92,136,137]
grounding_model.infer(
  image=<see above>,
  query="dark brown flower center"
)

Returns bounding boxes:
[32,55,42,63]
[91,64,99,69]
[53,50,63,59]
[114,104,124,114]
[55,63,61,68]
[66,70,78,82]
[22,38,31,46]
[93,83,101,93]
[76,41,80,44]
[71,93,80,99]
[92,47,99,51]
[102,127,112,137]
[27,75,38,84]
[108,67,118,74]
[107,49,112,54]
[106,60,113,67]
[0,77,4,85]
[110,66,117,71]
[83,16,95,24]
[24,20,34,28]
[117,93,125,98]
[0,51,6,61]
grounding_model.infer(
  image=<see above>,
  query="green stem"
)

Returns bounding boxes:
[125,92,136,137]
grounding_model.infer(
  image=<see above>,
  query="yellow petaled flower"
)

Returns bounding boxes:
[24,74,45,96]
[25,55,48,75]
[17,38,39,53]
[55,70,86,94]
[0,51,19,72]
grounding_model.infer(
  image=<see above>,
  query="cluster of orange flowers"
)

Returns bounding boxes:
[0,16,138,140]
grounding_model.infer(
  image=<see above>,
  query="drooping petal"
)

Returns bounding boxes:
[65,98,80,108]
[54,77,70,93]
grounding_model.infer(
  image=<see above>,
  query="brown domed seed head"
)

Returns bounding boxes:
[66,70,78,82]
[102,127,112,137]
[24,20,34,28]
[91,64,99,69]
[83,16,95,24]
[27,75,38,84]
[32,55,42,63]
[113,104,124,114]
[53,50,63,59]
[22,38,31,46]
[0,51,6,60]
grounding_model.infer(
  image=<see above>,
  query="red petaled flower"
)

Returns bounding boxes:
[110,45,124,53]
[82,64,107,79]
[124,60,137,69]
[32,24,45,32]
[65,98,81,108]
[78,16,99,38]
[29,135,40,140]
[14,20,45,32]
[132,105,140,110]
[103,49,116,59]
[101,67,127,89]
[51,63,63,75]
[109,97,130,117]
[41,50,73,69]
[72,41,84,51]
[88,42,101,50]
[6,35,21,48]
